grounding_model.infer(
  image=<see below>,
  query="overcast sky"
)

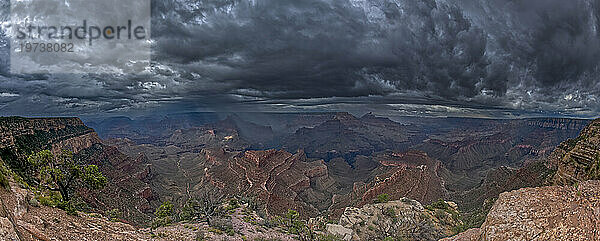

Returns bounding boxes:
[1,0,600,119]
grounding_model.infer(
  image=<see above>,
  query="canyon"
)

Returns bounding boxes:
[0,114,597,240]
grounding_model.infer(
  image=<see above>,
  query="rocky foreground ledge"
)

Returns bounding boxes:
[444,180,600,241]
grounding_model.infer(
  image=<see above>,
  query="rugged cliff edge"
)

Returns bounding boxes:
[447,119,600,240]
[331,198,462,240]
[444,180,600,241]
[0,117,154,225]
[550,119,600,185]
[0,180,151,241]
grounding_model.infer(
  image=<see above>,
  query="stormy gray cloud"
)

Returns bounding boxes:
[1,0,600,118]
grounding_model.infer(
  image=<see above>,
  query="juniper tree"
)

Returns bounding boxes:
[152,201,175,229]
[27,150,107,203]
[178,184,224,225]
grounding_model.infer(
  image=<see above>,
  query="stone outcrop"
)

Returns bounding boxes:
[166,127,250,151]
[325,224,353,240]
[525,118,589,130]
[0,117,95,168]
[0,117,92,148]
[114,136,338,219]
[76,144,154,224]
[0,175,305,241]
[335,198,462,241]
[550,119,600,185]
[51,132,102,155]
[0,180,151,241]
[446,181,600,241]
[358,151,447,206]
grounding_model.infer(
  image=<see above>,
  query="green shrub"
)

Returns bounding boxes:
[426,199,449,211]
[155,201,174,218]
[227,198,240,210]
[0,169,9,189]
[434,209,447,220]
[27,150,107,209]
[151,217,173,229]
[452,223,468,235]
[178,199,198,221]
[0,161,13,189]
[384,207,396,218]
[283,209,305,234]
[38,195,55,207]
[375,194,390,203]
[57,200,78,215]
[107,209,122,222]
[152,201,175,228]
[36,191,62,207]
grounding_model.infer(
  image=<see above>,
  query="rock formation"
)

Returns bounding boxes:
[328,151,448,219]
[445,181,600,240]
[447,119,600,240]
[202,149,334,218]
[0,117,154,225]
[0,180,151,241]
[333,198,462,240]
[550,119,600,185]
[281,112,414,160]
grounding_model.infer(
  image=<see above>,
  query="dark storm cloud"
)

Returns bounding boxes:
[1,0,600,117]
[458,0,600,85]
[152,0,494,100]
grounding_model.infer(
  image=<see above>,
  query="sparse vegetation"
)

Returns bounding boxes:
[227,198,241,210]
[585,153,600,179]
[452,222,468,235]
[27,150,106,202]
[0,162,10,189]
[152,201,175,229]
[425,199,449,211]
[460,197,496,229]
[26,150,106,215]
[180,185,225,226]
[283,209,301,233]
[107,208,123,222]
[269,209,326,241]
[384,207,396,218]
[375,193,390,203]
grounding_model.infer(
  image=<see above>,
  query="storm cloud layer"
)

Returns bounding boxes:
[1,0,600,118]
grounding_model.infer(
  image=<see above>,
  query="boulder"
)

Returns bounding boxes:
[326,223,353,241]
[450,180,600,240]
